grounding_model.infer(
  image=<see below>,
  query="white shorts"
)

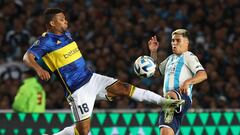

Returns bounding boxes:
[67,73,117,121]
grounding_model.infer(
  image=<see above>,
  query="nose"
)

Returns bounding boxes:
[64,19,68,24]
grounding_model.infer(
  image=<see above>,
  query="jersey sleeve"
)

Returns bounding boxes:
[184,52,205,74]
[28,39,48,60]
[158,56,170,75]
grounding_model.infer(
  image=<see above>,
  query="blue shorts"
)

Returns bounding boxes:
[158,90,192,134]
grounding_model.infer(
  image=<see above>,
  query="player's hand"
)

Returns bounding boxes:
[148,36,159,52]
[36,68,51,81]
[179,80,190,94]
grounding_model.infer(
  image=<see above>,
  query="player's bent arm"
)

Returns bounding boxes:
[180,70,207,94]
[23,51,51,81]
[187,70,208,85]
[23,52,41,71]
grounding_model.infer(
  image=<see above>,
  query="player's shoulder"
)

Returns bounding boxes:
[182,51,197,58]
[183,51,195,56]
[32,32,53,46]
[40,32,53,41]
[182,51,201,63]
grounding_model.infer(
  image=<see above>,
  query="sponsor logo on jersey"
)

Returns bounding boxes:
[63,48,80,59]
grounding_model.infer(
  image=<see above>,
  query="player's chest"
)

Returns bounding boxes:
[47,37,74,52]
[166,56,185,74]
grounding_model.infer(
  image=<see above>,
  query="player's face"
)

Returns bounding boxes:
[51,13,68,34]
[171,34,189,55]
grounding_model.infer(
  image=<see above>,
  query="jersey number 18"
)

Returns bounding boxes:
[78,103,89,114]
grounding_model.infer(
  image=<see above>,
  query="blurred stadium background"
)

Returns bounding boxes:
[0,0,239,135]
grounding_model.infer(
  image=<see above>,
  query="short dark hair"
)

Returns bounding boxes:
[43,8,65,25]
[172,29,190,40]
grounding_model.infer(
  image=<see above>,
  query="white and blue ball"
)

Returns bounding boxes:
[133,56,156,78]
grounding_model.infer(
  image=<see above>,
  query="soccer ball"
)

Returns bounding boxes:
[133,56,156,78]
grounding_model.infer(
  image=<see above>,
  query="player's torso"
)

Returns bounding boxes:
[163,53,193,94]
[40,32,93,95]
[41,34,81,72]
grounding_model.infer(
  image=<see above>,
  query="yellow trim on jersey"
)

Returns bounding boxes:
[56,69,72,95]
[129,85,136,97]
[42,42,82,72]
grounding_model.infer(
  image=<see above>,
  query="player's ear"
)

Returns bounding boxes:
[50,21,55,27]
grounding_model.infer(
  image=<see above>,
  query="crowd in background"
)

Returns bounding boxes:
[0,0,239,110]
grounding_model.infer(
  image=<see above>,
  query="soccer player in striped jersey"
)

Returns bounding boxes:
[23,8,184,135]
[148,29,208,135]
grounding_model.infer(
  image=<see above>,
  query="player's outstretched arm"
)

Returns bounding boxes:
[23,51,51,81]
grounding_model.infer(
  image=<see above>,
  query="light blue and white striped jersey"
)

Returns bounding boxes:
[159,51,204,100]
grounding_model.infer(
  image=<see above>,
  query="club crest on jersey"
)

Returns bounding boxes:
[33,40,40,46]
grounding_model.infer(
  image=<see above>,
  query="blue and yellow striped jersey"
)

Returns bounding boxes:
[28,32,93,96]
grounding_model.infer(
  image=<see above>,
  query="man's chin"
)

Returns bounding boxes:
[172,51,181,55]
[62,29,68,33]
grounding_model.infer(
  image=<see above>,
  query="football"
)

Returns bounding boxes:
[133,56,156,78]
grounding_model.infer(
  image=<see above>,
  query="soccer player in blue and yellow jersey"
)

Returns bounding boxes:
[148,29,207,135]
[23,8,184,135]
